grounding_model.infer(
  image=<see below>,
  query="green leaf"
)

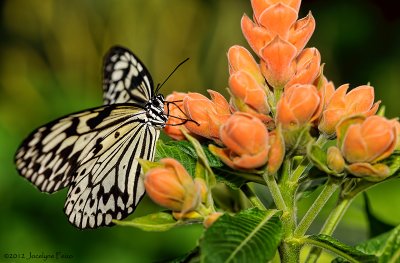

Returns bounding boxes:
[200,208,282,263]
[304,234,377,263]
[349,225,400,263]
[155,140,197,176]
[155,140,224,177]
[113,212,178,231]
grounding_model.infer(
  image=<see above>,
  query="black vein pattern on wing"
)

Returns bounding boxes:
[63,111,159,228]
[103,46,154,105]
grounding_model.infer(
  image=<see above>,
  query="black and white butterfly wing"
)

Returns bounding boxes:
[103,46,154,105]
[15,105,160,228]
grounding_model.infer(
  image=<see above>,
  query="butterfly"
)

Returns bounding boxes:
[14,46,170,229]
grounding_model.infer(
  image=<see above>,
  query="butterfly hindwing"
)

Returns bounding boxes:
[103,46,154,105]
[64,108,159,228]
[15,104,159,228]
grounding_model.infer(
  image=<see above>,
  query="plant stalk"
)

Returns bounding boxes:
[263,172,287,211]
[294,178,340,237]
[305,196,353,263]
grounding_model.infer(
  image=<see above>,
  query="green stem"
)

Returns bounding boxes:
[263,172,287,211]
[241,184,266,210]
[290,156,311,183]
[305,197,353,263]
[294,178,340,237]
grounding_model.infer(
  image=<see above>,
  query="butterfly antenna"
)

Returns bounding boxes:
[155,58,189,94]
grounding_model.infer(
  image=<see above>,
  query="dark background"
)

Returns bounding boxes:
[0,0,399,262]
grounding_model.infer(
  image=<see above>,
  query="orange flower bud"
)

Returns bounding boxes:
[210,112,269,169]
[317,77,335,110]
[327,146,345,174]
[319,84,380,136]
[289,12,316,54]
[276,84,321,130]
[184,90,231,143]
[285,48,321,88]
[267,127,285,174]
[241,14,273,56]
[260,36,297,88]
[251,0,301,22]
[164,92,190,140]
[257,3,297,40]
[203,212,223,228]
[144,158,201,213]
[338,116,397,164]
[227,45,265,85]
[229,71,270,115]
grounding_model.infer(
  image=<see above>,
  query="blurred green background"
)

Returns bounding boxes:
[0,0,399,262]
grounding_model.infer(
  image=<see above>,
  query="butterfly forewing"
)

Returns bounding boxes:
[15,46,165,229]
[103,46,154,105]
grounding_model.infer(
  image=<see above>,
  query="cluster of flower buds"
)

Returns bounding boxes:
[150,0,399,219]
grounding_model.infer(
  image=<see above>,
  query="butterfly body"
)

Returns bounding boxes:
[15,46,167,229]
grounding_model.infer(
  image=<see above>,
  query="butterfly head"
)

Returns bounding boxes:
[146,94,168,128]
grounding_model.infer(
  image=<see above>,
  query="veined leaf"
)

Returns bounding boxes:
[341,225,400,263]
[304,234,377,263]
[155,140,197,176]
[200,208,282,263]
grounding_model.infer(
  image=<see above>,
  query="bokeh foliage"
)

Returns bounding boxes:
[0,0,399,262]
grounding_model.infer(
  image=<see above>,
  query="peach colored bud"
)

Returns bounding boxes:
[327,146,345,174]
[241,14,274,56]
[317,77,335,110]
[276,84,321,130]
[164,92,190,140]
[203,212,223,228]
[289,12,315,54]
[260,36,297,88]
[184,90,231,143]
[144,158,200,212]
[267,127,285,174]
[210,112,269,169]
[319,84,380,136]
[228,45,265,85]
[257,3,297,40]
[338,116,397,164]
[346,163,390,182]
[229,71,270,114]
[285,48,321,88]
[251,0,301,22]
